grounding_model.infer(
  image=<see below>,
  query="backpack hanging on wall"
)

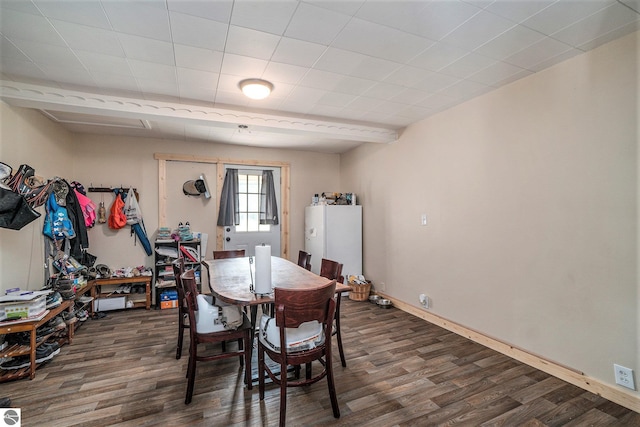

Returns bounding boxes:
[108,192,126,229]
[43,192,75,240]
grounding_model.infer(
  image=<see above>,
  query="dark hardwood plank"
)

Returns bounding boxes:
[3,299,636,427]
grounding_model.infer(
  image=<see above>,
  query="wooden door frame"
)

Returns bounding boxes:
[154,153,290,259]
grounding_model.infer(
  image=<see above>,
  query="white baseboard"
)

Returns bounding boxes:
[377,293,640,413]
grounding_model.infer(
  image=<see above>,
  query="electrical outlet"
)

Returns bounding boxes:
[379,282,386,291]
[419,293,429,308]
[614,364,636,390]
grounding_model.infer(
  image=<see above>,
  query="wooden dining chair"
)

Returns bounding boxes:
[172,257,188,360]
[258,280,340,427]
[181,270,252,404]
[297,250,312,271]
[319,258,346,367]
[213,249,246,259]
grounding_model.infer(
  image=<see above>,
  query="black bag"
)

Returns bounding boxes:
[0,187,41,230]
[81,250,97,267]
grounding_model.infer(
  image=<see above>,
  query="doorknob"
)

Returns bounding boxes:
[226,227,231,232]
[226,237,231,242]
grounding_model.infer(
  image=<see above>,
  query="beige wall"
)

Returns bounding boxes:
[341,31,639,395]
[0,110,340,291]
[0,103,75,290]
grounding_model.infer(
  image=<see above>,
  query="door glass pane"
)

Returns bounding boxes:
[234,172,270,233]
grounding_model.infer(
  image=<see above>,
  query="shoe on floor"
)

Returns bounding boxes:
[35,342,60,363]
[1,356,30,370]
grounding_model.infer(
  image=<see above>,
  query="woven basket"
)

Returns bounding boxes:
[348,281,371,301]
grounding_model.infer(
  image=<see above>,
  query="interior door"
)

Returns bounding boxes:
[223,165,281,257]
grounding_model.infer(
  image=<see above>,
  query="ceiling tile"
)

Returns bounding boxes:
[389,87,431,105]
[38,64,96,86]
[0,1,41,15]
[363,81,409,101]
[474,24,546,60]
[102,1,171,41]
[332,18,434,63]
[32,0,111,29]
[270,37,327,67]
[284,2,351,45]
[413,71,460,93]
[467,61,528,86]
[577,20,640,50]
[167,0,233,24]
[333,75,377,96]
[169,11,228,51]
[304,0,365,16]
[298,68,342,91]
[174,44,223,72]
[411,0,483,40]
[550,3,640,47]
[305,104,345,117]
[216,73,245,93]
[177,67,219,89]
[317,91,359,107]
[137,78,179,98]
[314,47,366,74]
[75,50,131,74]
[225,26,281,60]
[179,85,217,104]
[262,62,308,85]
[436,78,488,100]
[118,33,175,66]
[128,59,176,83]
[409,42,469,71]
[440,10,515,51]
[9,39,82,69]
[0,8,66,46]
[521,0,615,35]
[503,37,574,70]
[231,1,298,35]
[344,96,384,111]
[0,36,30,61]
[417,93,459,110]
[384,64,432,87]
[90,71,139,92]
[283,85,328,105]
[528,47,583,72]
[438,52,496,79]
[0,57,48,80]
[484,0,556,23]
[51,20,125,57]
[220,53,268,77]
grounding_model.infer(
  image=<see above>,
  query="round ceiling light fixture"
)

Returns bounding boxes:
[239,78,273,100]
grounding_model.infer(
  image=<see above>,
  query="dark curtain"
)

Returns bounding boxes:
[259,170,279,225]
[217,168,239,226]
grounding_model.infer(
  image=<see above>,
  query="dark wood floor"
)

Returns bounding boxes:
[4,299,639,426]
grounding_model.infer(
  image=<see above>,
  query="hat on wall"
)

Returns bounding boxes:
[182,175,210,198]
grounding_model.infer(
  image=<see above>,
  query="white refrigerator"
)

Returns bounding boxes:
[304,205,362,277]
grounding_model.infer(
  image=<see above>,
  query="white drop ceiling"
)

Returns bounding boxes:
[1,0,638,153]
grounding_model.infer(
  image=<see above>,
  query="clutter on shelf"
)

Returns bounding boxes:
[311,192,356,206]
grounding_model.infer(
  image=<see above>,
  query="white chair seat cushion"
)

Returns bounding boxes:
[259,314,324,353]
[195,294,243,333]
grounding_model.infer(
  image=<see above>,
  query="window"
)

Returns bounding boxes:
[236,172,270,232]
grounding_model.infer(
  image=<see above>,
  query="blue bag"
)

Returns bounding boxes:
[43,192,75,240]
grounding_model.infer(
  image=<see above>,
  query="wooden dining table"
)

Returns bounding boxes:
[202,256,350,377]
